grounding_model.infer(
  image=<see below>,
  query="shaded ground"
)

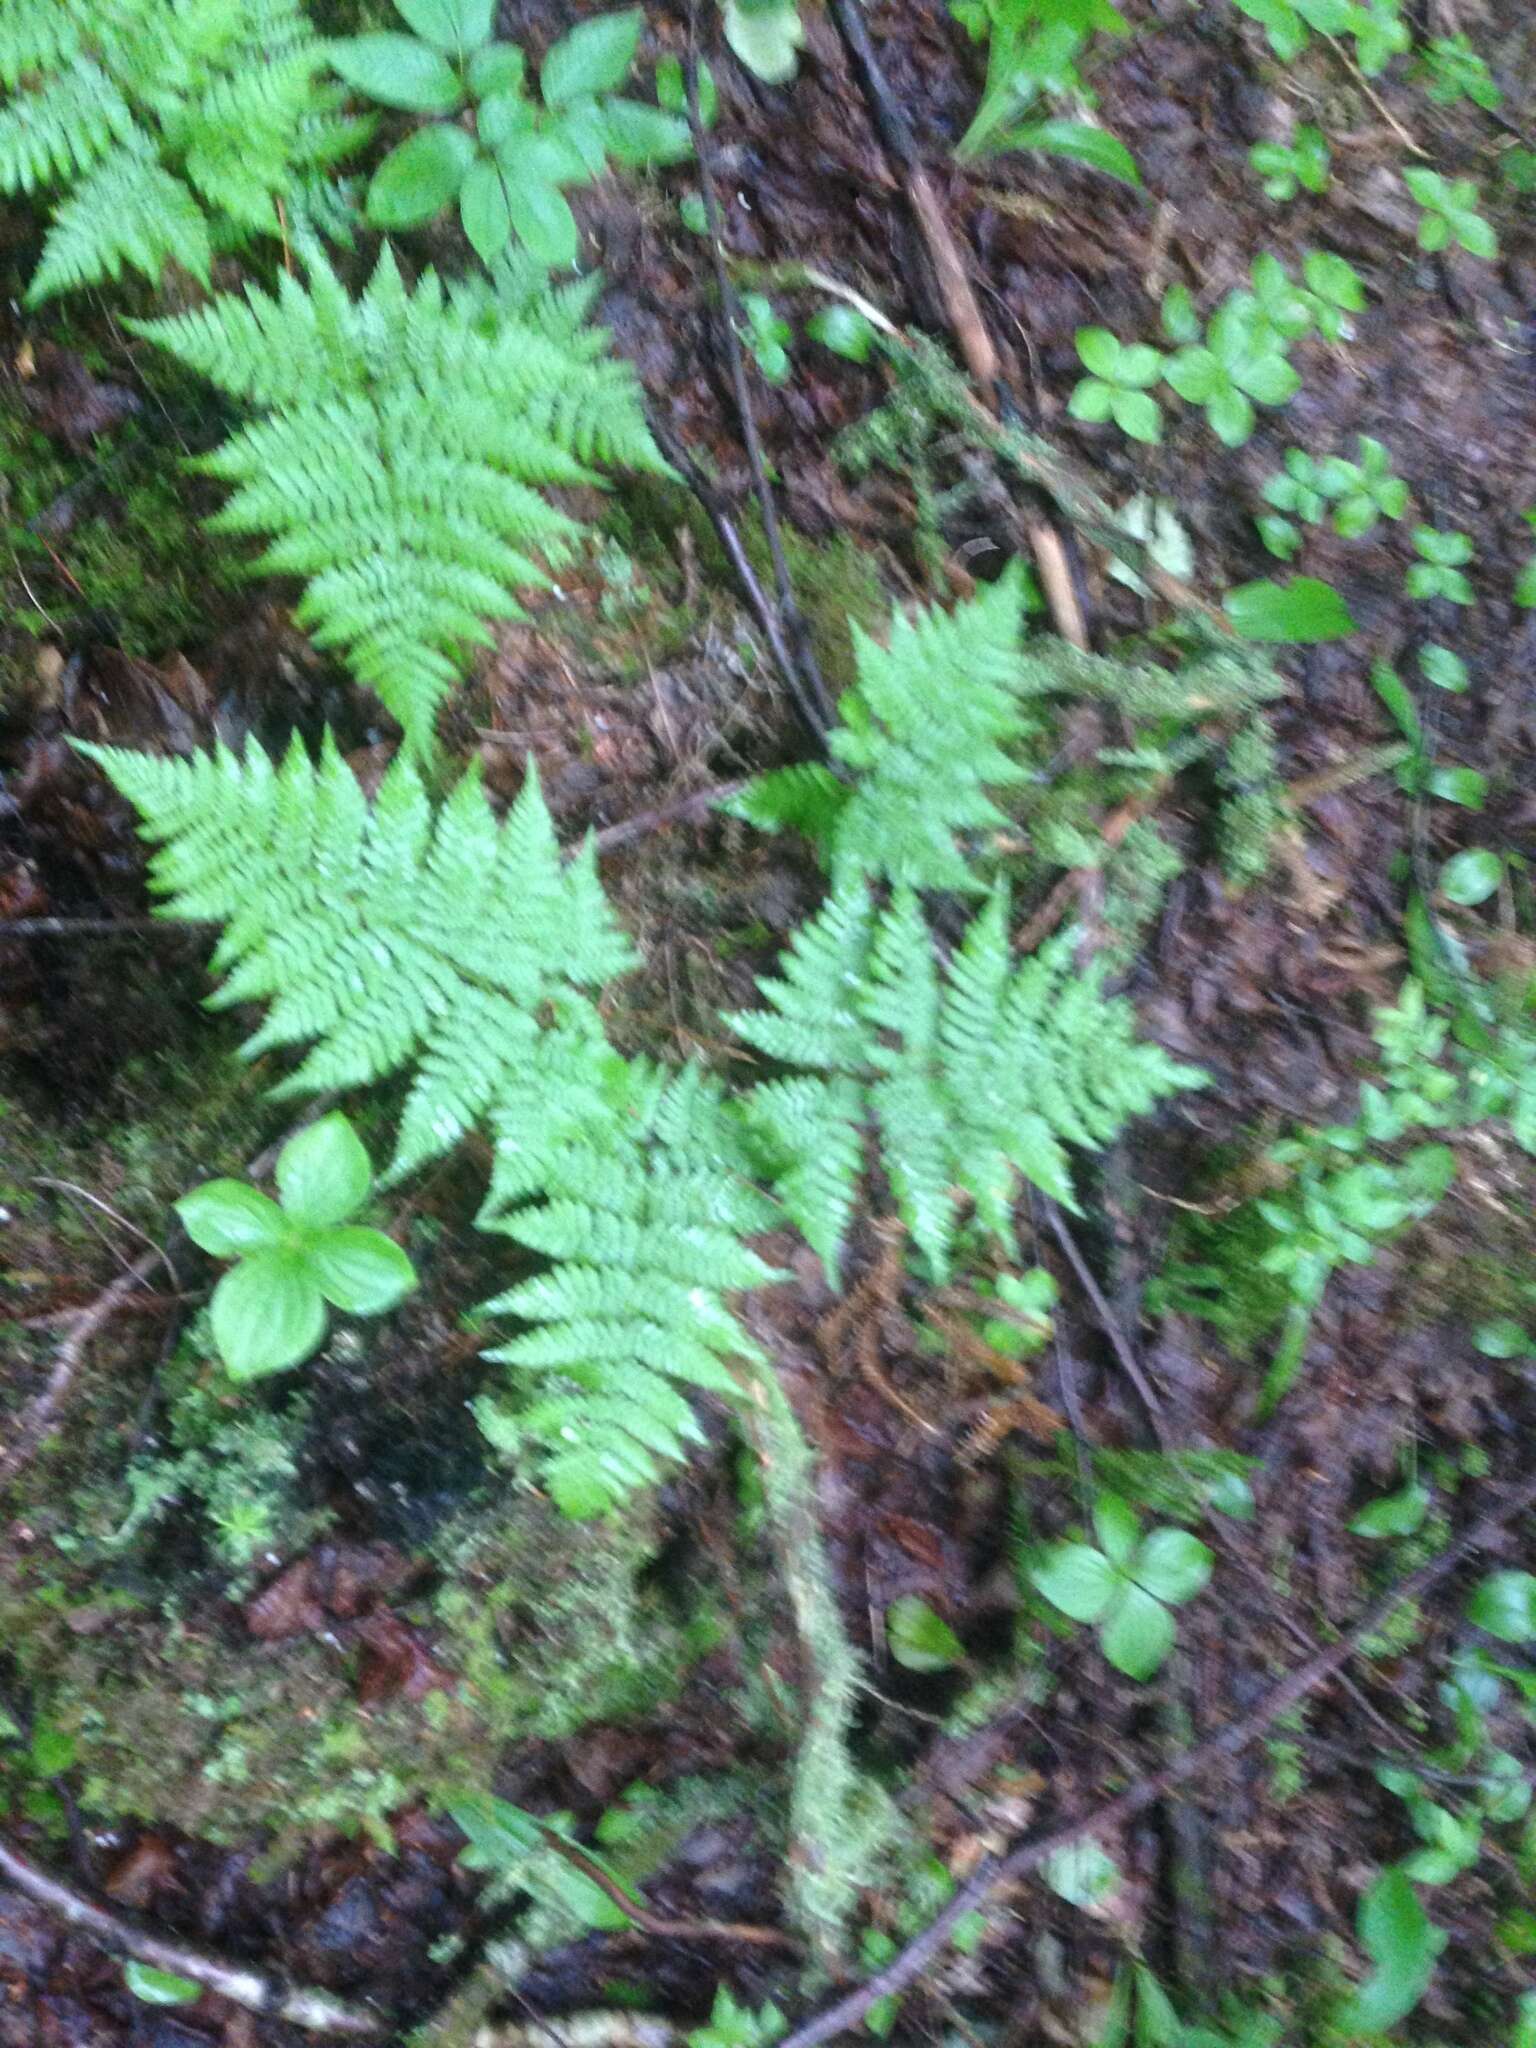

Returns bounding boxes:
[2,1,1535,2044]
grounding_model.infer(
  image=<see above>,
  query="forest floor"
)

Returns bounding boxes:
[1,1,1535,2044]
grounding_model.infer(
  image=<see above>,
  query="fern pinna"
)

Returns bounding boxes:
[130,241,669,756]
[81,734,779,1517]
[0,0,366,301]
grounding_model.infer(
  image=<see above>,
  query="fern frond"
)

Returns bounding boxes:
[131,243,668,752]
[0,59,136,194]
[27,140,212,302]
[731,576,1036,891]
[0,2,85,87]
[79,735,636,1151]
[730,885,1204,1281]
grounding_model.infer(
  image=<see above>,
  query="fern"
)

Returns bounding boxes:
[0,0,363,301]
[732,578,1284,893]
[80,735,774,1515]
[728,885,1204,1282]
[131,241,669,754]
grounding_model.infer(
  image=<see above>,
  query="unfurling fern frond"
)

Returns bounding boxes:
[0,0,364,301]
[729,886,1204,1282]
[81,737,774,1514]
[132,242,670,754]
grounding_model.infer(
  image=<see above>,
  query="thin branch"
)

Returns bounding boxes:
[776,1466,1536,2048]
[0,1835,381,2036]
[683,14,834,741]
[592,780,747,855]
[1044,1202,1170,1448]
[825,0,1087,651]
[0,916,189,938]
[525,1818,795,1951]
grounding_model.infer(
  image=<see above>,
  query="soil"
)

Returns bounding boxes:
[2,2,1535,2045]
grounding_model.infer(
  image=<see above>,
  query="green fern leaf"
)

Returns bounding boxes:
[28,139,212,302]
[730,885,1205,1280]
[0,3,86,87]
[0,60,137,194]
[131,243,668,752]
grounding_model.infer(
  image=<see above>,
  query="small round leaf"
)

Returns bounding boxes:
[1348,1483,1430,1540]
[807,304,876,362]
[211,1253,327,1380]
[276,1112,374,1229]
[1111,389,1162,442]
[1092,1493,1141,1568]
[367,122,476,228]
[1438,848,1502,906]
[1030,1542,1120,1623]
[1474,1318,1530,1358]
[1100,1582,1176,1680]
[1075,327,1121,378]
[886,1596,964,1672]
[1132,1528,1213,1605]
[1468,1570,1536,1643]
[310,1226,419,1315]
[330,33,465,112]
[176,1179,286,1258]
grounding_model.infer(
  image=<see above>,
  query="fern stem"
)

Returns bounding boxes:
[743,1362,865,1969]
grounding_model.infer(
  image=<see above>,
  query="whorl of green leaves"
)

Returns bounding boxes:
[131,241,669,755]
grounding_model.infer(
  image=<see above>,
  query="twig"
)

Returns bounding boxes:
[825,0,1087,651]
[0,1834,381,2035]
[0,916,187,938]
[1324,34,1430,158]
[592,780,748,855]
[524,1818,795,1951]
[1013,786,1168,955]
[776,1465,1536,2048]
[1044,1203,1170,1448]
[684,15,833,741]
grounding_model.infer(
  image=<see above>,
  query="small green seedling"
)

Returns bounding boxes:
[330,3,690,266]
[124,1963,201,2007]
[1468,1570,1536,1644]
[1068,328,1165,442]
[886,1596,964,1672]
[688,1986,787,2048]
[1417,34,1501,110]
[1249,124,1329,201]
[1420,643,1468,692]
[1298,246,1367,341]
[1258,437,1407,555]
[1164,290,1299,446]
[1438,847,1502,906]
[807,304,878,363]
[1336,1866,1447,2034]
[1233,0,1407,74]
[740,292,793,383]
[1029,1492,1212,1680]
[1223,576,1354,643]
[177,1112,418,1381]
[1403,170,1498,260]
[1407,526,1476,605]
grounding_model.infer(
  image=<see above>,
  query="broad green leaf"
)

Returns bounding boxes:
[1302,247,1365,309]
[1425,764,1486,809]
[1164,347,1222,403]
[1068,378,1115,423]
[1438,848,1502,906]
[1224,576,1355,643]
[1092,1492,1141,1568]
[1111,389,1161,442]
[176,1179,286,1257]
[1043,1837,1120,1907]
[276,1112,374,1228]
[1161,283,1200,343]
[211,1251,327,1380]
[459,156,512,261]
[1468,1570,1536,1643]
[1100,1582,1175,1679]
[1076,327,1123,379]
[1206,385,1254,447]
[1030,1541,1120,1622]
[367,122,476,227]
[1516,555,1536,607]
[505,177,580,265]
[478,90,532,149]
[330,32,465,111]
[310,1225,418,1315]
[1473,1318,1530,1358]
[722,0,803,83]
[601,99,693,167]
[807,305,876,361]
[394,0,496,53]
[1348,1482,1429,1538]
[1340,1867,1444,2034]
[1002,119,1140,186]
[468,42,526,95]
[124,1963,201,2007]
[1132,1528,1212,1605]
[540,9,642,105]
[655,54,717,124]
[886,1595,964,1672]
[1419,644,1468,692]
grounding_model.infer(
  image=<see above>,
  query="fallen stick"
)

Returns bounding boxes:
[776,1465,1536,2048]
[0,1834,381,2036]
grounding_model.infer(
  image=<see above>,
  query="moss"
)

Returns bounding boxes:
[0,366,240,665]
